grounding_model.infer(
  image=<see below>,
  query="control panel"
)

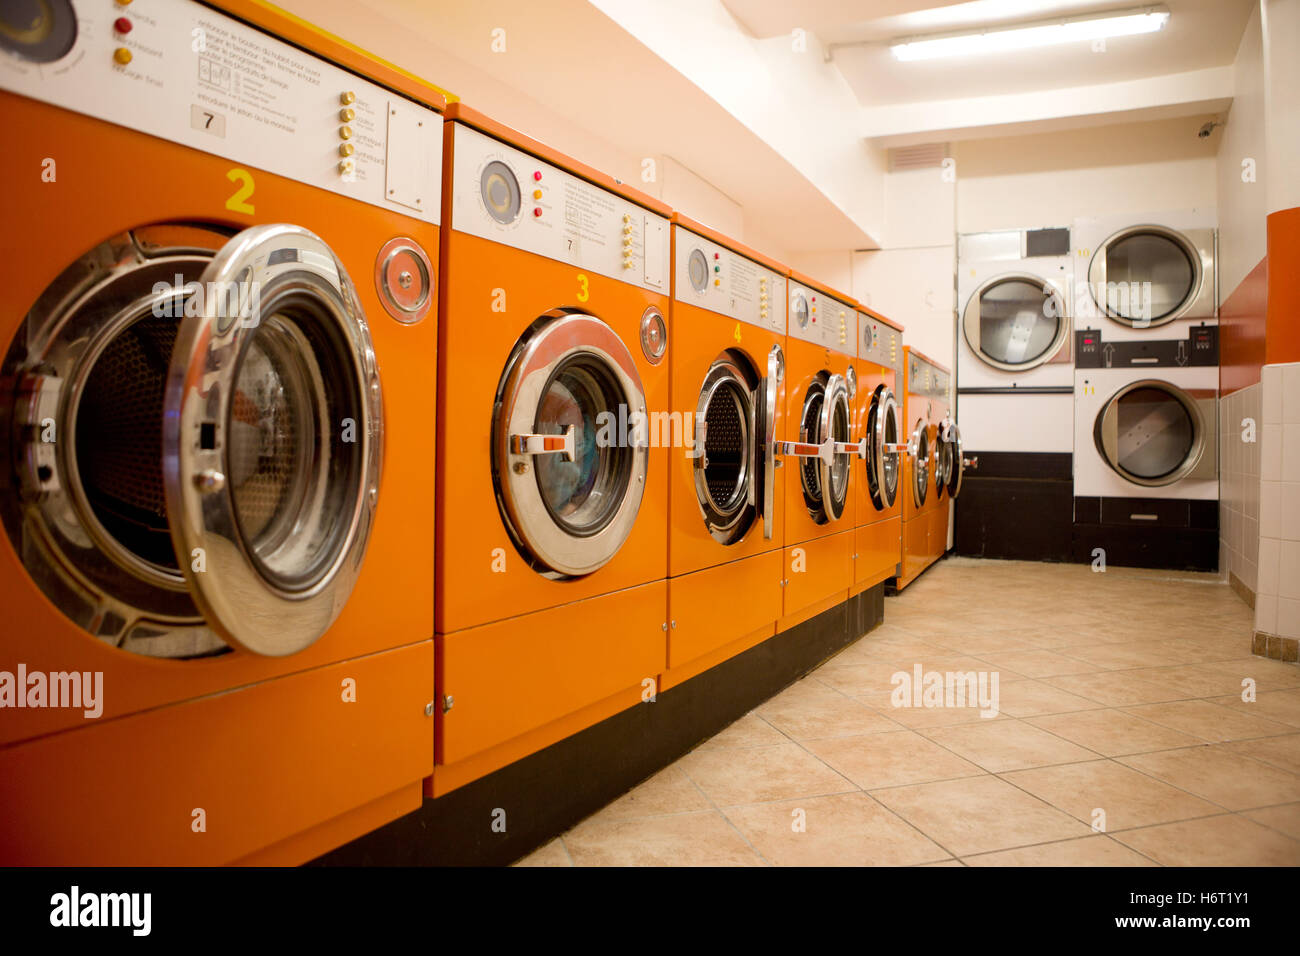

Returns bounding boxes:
[858,311,901,391]
[673,226,784,333]
[0,0,442,222]
[451,123,668,292]
[788,282,853,354]
[908,354,949,401]
[1075,325,1218,369]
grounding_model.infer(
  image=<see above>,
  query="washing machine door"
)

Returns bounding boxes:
[756,344,784,539]
[909,421,930,508]
[932,426,953,499]
[1093,380,1216,486]
[162,224,383,657]
[963,274,1070,370]
[693,354,758,545]
[943,420,966,499]
[494,309,649,577]
[1087,226,1214,327]
[865,385,901,510]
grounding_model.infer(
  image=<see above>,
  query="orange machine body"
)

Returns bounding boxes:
[662,215,787,690]
[433,104,671,794]
[851,307,905,597]
[897,346,953,590]
[778,273,858,630]
[0,0,445,864]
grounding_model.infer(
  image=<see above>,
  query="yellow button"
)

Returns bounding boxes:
[714,279,721,286]
[339,126,353,140]
[338,160,353,174]
[340,91,356,105]
[622,214,630,223]
[339,143,354,157]
[533,189,542,200]
[113,47,132,65]
[339,108,355,122]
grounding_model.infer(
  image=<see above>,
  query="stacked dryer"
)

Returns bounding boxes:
[953,227,1076,562]
[1069,210,1220,570]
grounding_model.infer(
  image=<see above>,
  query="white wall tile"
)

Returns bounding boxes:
[1256,593,1278,634]
[1284,365,1300,424]
[1277,598,1300,639]
[1283,424,1300,481]
[1262,365,1283,424]
[1259,536,1281,597]
[1262,423,1282,480]
[1243,558,1258,592]
[1279,541,1300,600]
[1281,483,1300,542]
[1260,479,1282,535]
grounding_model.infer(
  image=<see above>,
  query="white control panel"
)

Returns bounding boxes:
[450,123,669,293]
[788,281,853,354]
[672,226,785,333]
[858,311,901,369]
[0,0,441,223]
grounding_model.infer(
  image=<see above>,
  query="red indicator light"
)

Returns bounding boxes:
[533,171,542,181]
[115,17,132,34]
[533,208,542,217]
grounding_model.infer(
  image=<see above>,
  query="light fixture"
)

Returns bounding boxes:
[890,6,1169,61]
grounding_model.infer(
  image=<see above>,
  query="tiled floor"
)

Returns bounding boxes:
[517,558,1300,866]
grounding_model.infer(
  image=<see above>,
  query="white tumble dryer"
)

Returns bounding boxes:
[1072,209,1217,342]
[956,227,1074,454]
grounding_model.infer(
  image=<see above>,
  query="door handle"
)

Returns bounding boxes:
[510,424,576,461]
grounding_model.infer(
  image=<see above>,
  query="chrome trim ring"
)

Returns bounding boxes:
[819,373,851,522]
[374,236,434,325]
[494,310,648,577]
[868,386,900,510]
[1093,378,1208,487]
[962,273,1070,371]
[1087,224,1205,328]
[163,223,383,657]
[640,306,667,365]
[945,420,965,499]
[911,421,929,508]
[693,355,756,545]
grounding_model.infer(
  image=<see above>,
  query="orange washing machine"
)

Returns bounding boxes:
[895,347,956,590]
[662,215,787,690]
[777,273,859,630]
[850,307,906,604]
[0,0,447,864]
[433,104,671,795]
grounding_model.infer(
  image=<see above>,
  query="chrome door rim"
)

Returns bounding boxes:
[962,273,1070,371]
[693,354,757,545]
[819,373,851,522]
[868,386,900,510]
[1093,378,1207,486]
[163,223,382,657]
[1087,224,1205,328]
[911,421,929,508]
[495,310,648,577]
[945,421,965,498]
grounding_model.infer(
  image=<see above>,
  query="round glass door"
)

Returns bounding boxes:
[693,354,757,545]
[1089,226,1202,327]
[865,385,899,510]
[963,275,1068,370]
[911,422,929,508]
[1094,380,1206,486]
[494,310,648,577]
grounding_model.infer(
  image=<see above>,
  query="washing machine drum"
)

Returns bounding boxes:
[2,223,383,659]
[1093,380,1214,486]
[798,372,851,523]
[494,310,649,578]
[963,275,1069,370]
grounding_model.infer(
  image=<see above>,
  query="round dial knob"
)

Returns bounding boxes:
[0,0,77,62]
[791,293,810,329]
[480,160,522,225]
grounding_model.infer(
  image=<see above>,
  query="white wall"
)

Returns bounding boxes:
[1218,4,1269,297]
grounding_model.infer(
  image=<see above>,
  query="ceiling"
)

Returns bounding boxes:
[723,0,1254,104]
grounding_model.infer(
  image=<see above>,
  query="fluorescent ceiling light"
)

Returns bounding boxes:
[891,7,1169,61]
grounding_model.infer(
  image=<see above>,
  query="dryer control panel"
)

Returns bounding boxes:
[788,283,853,354]
[673,226,784,333]
[0,0,442,222]
[1075,325,1218,368]
[450,123,669,293]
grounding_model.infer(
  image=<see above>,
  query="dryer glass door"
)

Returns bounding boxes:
[1089,227,1203,326]
[963,276,1068,370]
[163,224,382,657]
[494,310,649,577]
[1094,381,1209,486]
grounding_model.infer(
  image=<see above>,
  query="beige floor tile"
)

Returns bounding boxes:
[929,632,1037,654]
[1221,734,1300,775]
[586,766,712,821]
[694,712,788,751]
[759,691,905,740]
[804,730,984,790]
[816,659,924,697]
[1122,664,1251,699]
[1193,657,1300,693]
[963,835,1156,867]
[1058,644,1188,670]
[512,838,572,867]
[1043,672,1184,707]
[678,742,855,807]
[994,679,1106,718]
[973,649,1105,678]
[1027,709,1203,757]
[873,775,1090,856]
[723,792,951,866]
[920,859,966,866]
[859,691,1004,729]
[1119,747,1300,810]
[562,811,764,866]
[1122,700,1296,742]
[1210,689,1300,727]
[1001,759,1220,830]
[1243,803,1300,840]
[1112,814,1300,866]
[925,719,1098,772]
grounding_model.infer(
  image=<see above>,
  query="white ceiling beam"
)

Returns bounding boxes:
[861,65,1234,143]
